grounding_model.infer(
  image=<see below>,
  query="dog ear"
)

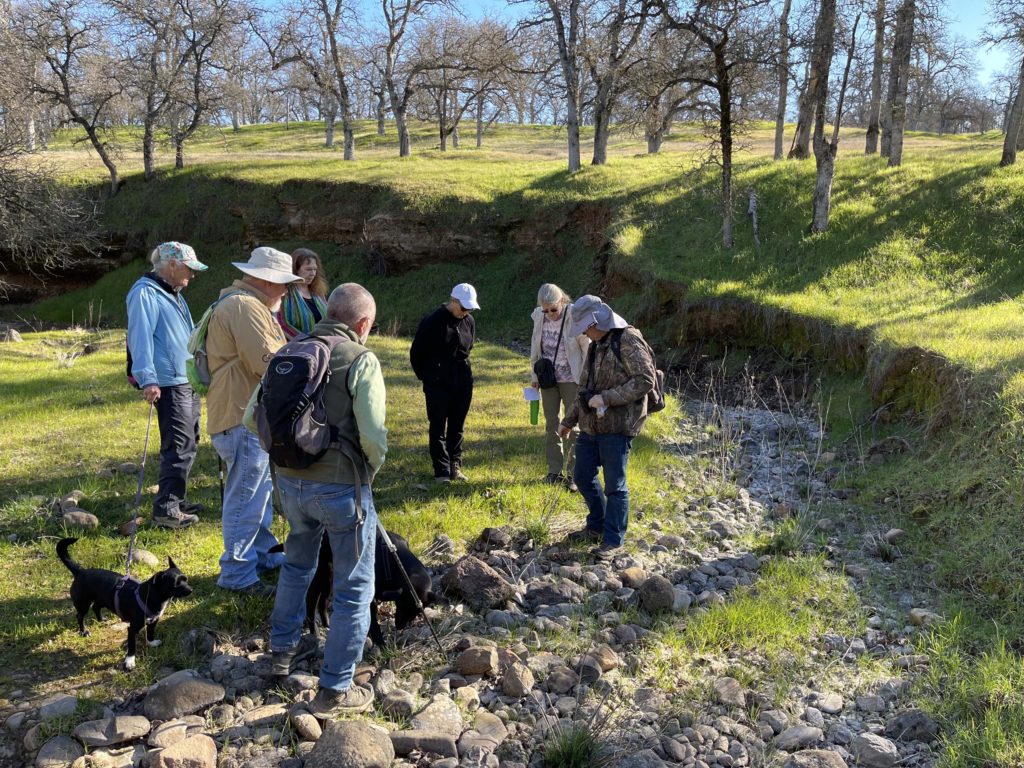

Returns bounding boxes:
[168,556,178,570]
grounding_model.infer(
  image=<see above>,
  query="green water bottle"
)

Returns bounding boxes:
[530,398,540,425]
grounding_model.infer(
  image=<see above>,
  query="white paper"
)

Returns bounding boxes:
[523,386,541,401]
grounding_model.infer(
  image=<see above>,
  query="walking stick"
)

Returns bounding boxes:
[124,401,156,577]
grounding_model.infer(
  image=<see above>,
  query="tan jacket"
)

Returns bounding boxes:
[206,280,287,435]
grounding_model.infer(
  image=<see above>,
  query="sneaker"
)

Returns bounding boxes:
[564,477,578,493]
[180,500,205,515]
[308,684,374,717]
[435,476,451,484]
[543,473,562,484]
[271,634,321,676]
[565,527,602,544]
[230,580,276,598]
[451,469,469,482]
[591,543,623,562]
[151,508,199,529]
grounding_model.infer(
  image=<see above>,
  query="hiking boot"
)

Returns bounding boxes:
[434,476,451,484]
[230,580,276,598]
[591,543,623,562]
[180,500,205,515]
[307,684,374,717]
[565,527,602,544]
[271,634,321,676]
[151,508,199,529]
[564,478,578,492]
[543,473,562,484]
[451,469,469,482]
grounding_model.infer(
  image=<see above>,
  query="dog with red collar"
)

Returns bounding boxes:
[57,537,193,670]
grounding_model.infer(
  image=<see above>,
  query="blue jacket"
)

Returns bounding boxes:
[126,273,195,388]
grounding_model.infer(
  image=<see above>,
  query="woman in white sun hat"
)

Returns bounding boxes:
[409,283,479,482]
[205,246,303,597]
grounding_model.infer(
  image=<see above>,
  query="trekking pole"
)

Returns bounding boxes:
[376,523,445,655]
[125,401,156,577]
[217,455,225,504]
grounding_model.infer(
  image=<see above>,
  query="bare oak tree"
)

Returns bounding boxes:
[864,0,885,153]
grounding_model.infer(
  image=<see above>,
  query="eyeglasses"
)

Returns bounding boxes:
[542,307,560,314]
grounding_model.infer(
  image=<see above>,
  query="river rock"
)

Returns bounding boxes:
[147,720,189,749]
[410,694,463,737]
[457,711,508,756]
[73,716,151,747]
[502,662,534,698]
[638,575,675,613]
[712,677,746,708]
[131,549,160,568]
[242,704,287,727]
[852,733,899,767]
[588,644,619,672]
[815,692,844,715]
[615,748,665,768]
[4,328,23,342]
[454,646,498,676]
[885,708,938,742]
[290,711,322,741]
[306,720,394,768]
[381,689,417,720]
[441,556,514,611]
[545,666,579,695]
[389,730,458,758]
[775,725,824,751]
[35,736,84,768]
[782,751,849,768]
[619,567,648,589]
[144,670,225,720]
[62,510,99,530]
[152,734,217,768]
[909,608,940,627]
[39,694,78,721]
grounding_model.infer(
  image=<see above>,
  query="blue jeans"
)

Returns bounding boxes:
[270,476,377,692]
[211,425,283,589]
[573,432,633,547]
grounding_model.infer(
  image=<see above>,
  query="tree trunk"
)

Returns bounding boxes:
[717,46,734,248]
[773,0,793,161]
[26,116,36,151]
[646,129,663,154]
[864,0,885,154]
[591,80,614,165]
[231,109,240,132]
[174,137,184,169]
[452,126,459,149]
[397,108,411,156]
[325,111,336,148]
[887,0,915,167]
[143,117,156,181]
[1001,55,1024,166]
[376,91,386,136]
[549,0,582,173]
[809,0,837,231]
[476,93,484,148]
[789,60,814,158]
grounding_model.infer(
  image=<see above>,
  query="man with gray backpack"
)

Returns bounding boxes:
[249,282,387,717]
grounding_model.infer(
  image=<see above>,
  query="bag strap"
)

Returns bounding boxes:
[552,310,566,358]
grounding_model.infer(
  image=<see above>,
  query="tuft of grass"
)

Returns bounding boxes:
[542,721,610,768]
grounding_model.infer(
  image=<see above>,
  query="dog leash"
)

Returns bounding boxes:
[376,523,445,655]
[124,401,155,577]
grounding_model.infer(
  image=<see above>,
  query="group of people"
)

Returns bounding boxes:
[125,241,657,716]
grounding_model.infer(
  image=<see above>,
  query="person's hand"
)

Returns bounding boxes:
[530,378,539,389]
[143,385,161,404]
[587,394,605,409]
[557,424,572,439]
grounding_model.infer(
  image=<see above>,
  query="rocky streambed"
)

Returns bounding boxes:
[1,398,945,768]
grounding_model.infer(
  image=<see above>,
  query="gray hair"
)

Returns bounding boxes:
[149,247,174,275]
[537,283,570,307]
[327,283,376,327]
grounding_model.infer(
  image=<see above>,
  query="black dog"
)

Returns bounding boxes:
[271,529,434,646]
[57,537,193,670]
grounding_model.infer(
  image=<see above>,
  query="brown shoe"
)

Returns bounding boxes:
[307,684,374,717]
[566,527,602,544]
[591,543,623,562]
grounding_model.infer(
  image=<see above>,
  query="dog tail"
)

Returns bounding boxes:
[56,537,83,575]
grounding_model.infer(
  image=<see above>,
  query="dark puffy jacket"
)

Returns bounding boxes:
[409,305,475,386]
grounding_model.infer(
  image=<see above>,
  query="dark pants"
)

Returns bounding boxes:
[574,432,633,547]
[154,384,200,517]
[424,377,473,478]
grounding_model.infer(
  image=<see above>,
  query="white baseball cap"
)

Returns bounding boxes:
[232,247,304,284]
[451,283,480,310]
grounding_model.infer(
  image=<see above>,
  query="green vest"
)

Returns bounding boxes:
[277,320,372,486]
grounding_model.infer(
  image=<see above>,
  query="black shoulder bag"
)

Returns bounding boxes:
[533,310,566,389]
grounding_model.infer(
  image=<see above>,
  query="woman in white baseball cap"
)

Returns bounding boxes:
[409,283,479,482]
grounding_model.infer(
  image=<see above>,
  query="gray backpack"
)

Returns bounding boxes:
[254,335,351,469]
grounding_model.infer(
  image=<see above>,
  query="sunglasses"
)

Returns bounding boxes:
[542,307,561,314]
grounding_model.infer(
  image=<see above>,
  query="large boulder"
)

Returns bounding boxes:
[638,575,675,613]
[441,556,514,611]
[454,647,499,677]
[35,736,84,768]
[410,694,464,738]
[144,670,225,720]
[305,720,394,768]
[73,716,151,747]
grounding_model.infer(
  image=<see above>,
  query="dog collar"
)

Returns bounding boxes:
[114,576,165,624]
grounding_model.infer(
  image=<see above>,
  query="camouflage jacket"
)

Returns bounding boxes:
[561,326,656,437]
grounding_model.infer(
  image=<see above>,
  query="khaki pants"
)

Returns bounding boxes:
[541,381,579,476]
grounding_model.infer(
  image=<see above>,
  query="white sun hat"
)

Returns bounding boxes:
[232,247,304,284]
[451,282,480,310]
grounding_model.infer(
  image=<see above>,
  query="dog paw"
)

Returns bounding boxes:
[124,656,136,671]
[80,630,91,637]
[147,639,162,647]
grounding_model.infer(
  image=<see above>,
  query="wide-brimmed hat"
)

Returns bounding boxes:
[154,241,207,271]
[568,295,628,336]
[232,247,304,284]
[451,283,480,310]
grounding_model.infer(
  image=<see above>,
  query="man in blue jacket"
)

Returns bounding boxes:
[126,242,208,529]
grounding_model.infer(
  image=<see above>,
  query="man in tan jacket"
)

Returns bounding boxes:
[207,247,303,596]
